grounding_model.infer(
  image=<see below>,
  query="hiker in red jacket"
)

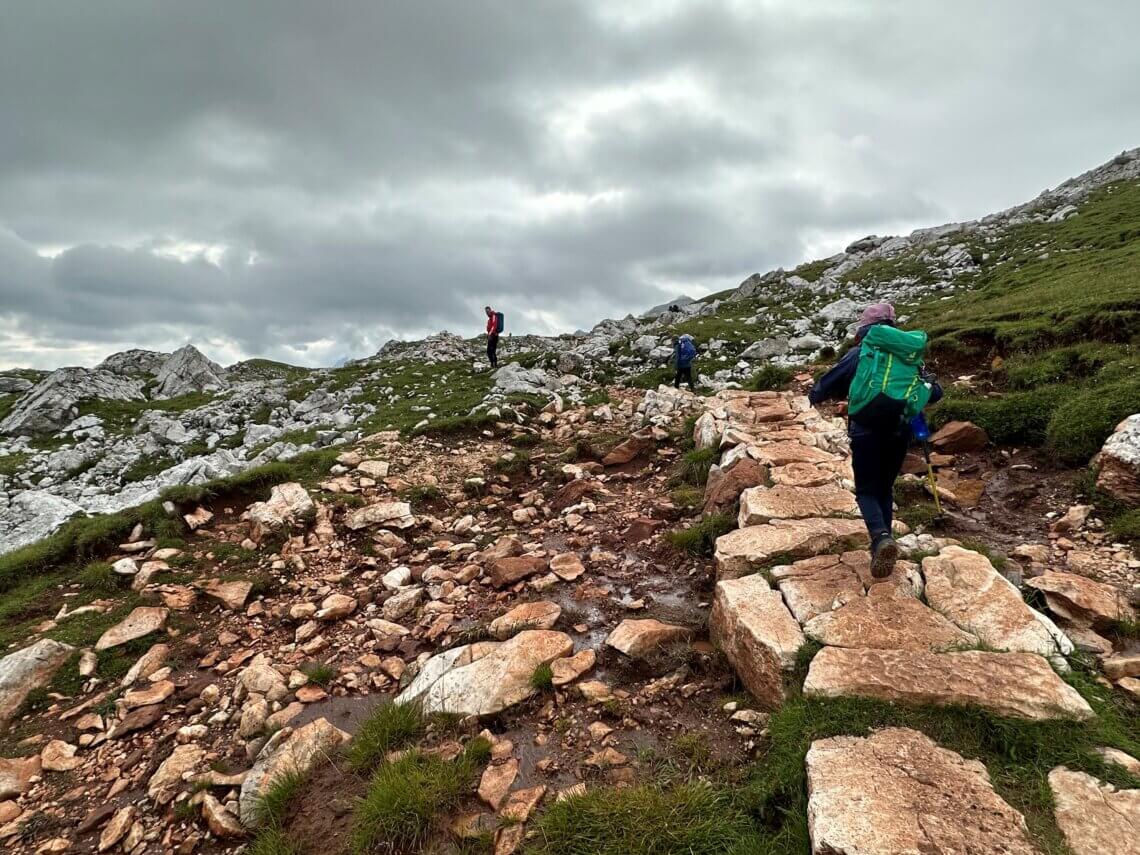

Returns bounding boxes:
[484,306,502,369]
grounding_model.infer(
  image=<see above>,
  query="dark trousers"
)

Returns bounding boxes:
[674,365,694,390]
[487,334,499,368]
[850,428,909,539]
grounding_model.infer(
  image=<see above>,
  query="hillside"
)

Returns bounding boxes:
[0,148,1138,854]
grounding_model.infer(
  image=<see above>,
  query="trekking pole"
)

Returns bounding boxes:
[909,413,943,517]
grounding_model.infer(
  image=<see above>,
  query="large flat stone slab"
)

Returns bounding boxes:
[738,484,858,526]
[804,585,978,651]
[803,646,1094,721]
[770,554,865,624]
[747,440,838,467]
[923,546,1069,655]
[710,574,804,709]
[714,518,869,579]
[1025,570,1134,628]
[1049,766,1140,855]
[806,727,1036,855]
[0,639,74,729]
[396,630,573,716]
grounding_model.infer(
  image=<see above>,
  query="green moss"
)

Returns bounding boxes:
[931,386,1066,446]
[531,662,554,691]
[0,451,29,478]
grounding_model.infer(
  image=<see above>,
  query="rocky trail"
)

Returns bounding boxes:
[0,379,1137,855]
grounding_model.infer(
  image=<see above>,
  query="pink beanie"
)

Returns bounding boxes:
[859,303,896,326]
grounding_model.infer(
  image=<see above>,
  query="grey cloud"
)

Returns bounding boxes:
[2,1,1140,369]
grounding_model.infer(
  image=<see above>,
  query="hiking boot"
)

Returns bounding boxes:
[870,533,898,579]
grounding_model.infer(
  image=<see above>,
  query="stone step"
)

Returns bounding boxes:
[737,483,859,527]
[710,574,804,709]
[803,646,1094,721]
[804,584,978,652]
[806,727,1037,855]
[922,546,1072,656]
[714,518,869,579]
[770,551,922,625]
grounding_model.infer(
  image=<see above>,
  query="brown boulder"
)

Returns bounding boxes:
[602,432,653,466]
[807,728,1036,855]
[714,517,868,579]
[1025,570,1133,628]
[702,458,769,513]
[95,607,168,651]
[931,420,988,453]
[804,584,978,651]
[605,619,691,657]
[488,556,548,588]
[737,483,858,526]
[489,602,561,639]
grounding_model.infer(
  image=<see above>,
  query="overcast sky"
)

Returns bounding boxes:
[2,1,1138,370]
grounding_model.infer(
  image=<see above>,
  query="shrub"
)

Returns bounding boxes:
[76,561,120,594]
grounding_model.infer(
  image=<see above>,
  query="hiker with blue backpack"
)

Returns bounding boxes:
[809,303,942,578]
[484,306,504,369]
[672,334,697,391]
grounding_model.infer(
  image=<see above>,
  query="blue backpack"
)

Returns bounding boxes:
[678,338,696,367]
[495,311,505,334]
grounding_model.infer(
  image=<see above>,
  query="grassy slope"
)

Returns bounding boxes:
[911,181,1140,462]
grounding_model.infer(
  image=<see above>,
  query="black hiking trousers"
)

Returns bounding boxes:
[674,365,694,391]
[487,334,499,368]
[850,426,909,539]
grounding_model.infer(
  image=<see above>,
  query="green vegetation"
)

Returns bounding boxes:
[746,364,793,392]
[666,512,735,557]
[399,484,444,504]
[351,739,491,854]
[530,662,555,691]
[347,702,427,773]
[75,561,121,594]
[791,259,833,282]
[530,656,1140,855]
[916,181,1140,462]
[493,450,531,474]
[0,451,29,478]
[247,771,307,855]
[670,447,719,487]
[299,661,336,687]
[531,781,757,855]
[74,391,216,435]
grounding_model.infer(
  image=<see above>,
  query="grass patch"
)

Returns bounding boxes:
[0,452,29,479]
[300,661,336,688]
[74,391,216,435]
[746,364,793,392]
[493,450,531,474]
[253,769,308,827]
[670,486,704,512]
[529,781,760,855]
[248,827,303,855]
[75,561,122,594]
[351,739,491,854]
[346,702,426,773]
[665,512,735,557]
[399,484,444,504]
[530,662,554,691]
[670,447,719,487]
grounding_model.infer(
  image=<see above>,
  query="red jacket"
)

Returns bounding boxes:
[486,312,498,336]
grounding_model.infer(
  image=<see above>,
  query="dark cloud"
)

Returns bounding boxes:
[2,1,1139,368]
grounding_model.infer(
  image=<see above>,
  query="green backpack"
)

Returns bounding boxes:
[847,325,933,430]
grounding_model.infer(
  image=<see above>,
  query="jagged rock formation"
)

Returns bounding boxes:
[152,344,227,398]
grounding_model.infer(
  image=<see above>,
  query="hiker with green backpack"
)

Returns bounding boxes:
[809,303,942,578]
